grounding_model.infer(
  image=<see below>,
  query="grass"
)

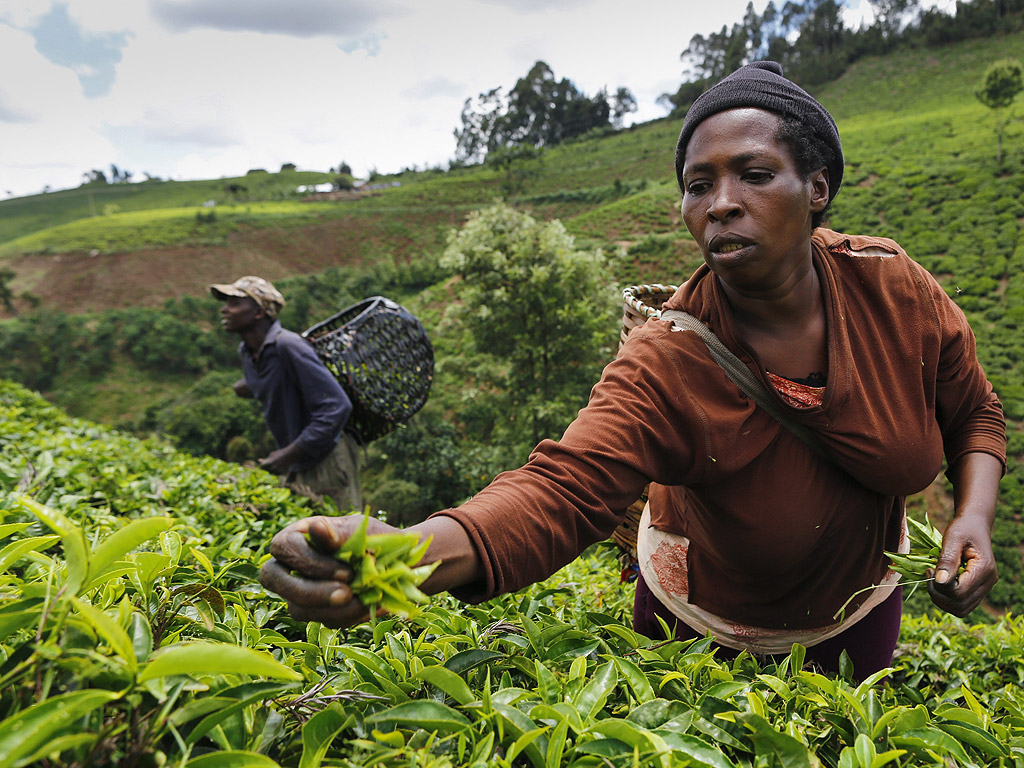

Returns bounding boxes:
[0,170,334,250]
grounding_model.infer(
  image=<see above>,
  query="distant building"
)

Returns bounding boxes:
[296,183,335,194]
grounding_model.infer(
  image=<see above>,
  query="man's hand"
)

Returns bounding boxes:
[259,515,399,628]
[259,443,305,475]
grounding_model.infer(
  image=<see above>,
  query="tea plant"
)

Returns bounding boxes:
[2,380,1024,767]
[323,512,437,621]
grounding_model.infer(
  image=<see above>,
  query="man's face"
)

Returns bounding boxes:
[220,295,264,333]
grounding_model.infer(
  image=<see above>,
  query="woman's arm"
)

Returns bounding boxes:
[928,451,1002,617]
[258,515,483,628]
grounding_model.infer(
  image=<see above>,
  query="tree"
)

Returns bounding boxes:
[454,87,507,163]
[867,0,919,39]
[440,203,619,449]
[109,164,132,183]
[975,57,1023,164]
[610,87,638,128]
[0,267,17,315]
[454,62,628,164]
[82,168,108,185]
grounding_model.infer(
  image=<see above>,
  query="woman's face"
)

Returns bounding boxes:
[680,108,828,292]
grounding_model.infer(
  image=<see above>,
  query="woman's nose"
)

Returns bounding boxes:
[707,181,742,221]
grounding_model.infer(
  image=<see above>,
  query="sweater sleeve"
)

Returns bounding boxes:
[279,334,353,461]
[430,323,746,603]
[921,265,1007,474]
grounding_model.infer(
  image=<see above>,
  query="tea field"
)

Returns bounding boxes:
[3,382,1024,767]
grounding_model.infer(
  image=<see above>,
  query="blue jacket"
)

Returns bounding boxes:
[241,320,352,471]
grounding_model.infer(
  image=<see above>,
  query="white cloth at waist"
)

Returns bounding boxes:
[636,502,909,655]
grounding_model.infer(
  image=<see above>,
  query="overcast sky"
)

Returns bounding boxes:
[0,0,886,199]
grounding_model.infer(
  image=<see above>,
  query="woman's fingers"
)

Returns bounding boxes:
[268,516,353,582]
[928,542,997,617]
[258,558,372,628]
[259,558,351,605]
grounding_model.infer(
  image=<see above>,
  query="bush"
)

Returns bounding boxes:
[142,371,268,458]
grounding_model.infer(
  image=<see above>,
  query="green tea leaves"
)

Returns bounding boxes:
[138,641,302,682]
[325,513,437,621]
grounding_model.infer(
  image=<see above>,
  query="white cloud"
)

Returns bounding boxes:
[150,0,410,39]
[7,0,923,199]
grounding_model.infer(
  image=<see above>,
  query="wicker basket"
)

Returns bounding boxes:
[612,284,679,561]
[302,297,434,445]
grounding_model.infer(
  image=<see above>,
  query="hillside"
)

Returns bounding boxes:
[0,29,1022,610]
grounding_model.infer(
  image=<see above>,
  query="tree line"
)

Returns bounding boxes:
[451,0,1024,169]
[660,0,1024,114]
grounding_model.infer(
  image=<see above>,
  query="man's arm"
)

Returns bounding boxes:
[233,378,253,398]
[259,335,351,474]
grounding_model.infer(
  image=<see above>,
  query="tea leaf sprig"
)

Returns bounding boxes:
[884,514,949,583]
[320,513,438,623]
[833,515,955,620]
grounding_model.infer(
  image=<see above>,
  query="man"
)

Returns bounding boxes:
[210,275,362,510]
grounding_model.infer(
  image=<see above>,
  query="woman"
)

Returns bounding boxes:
[260,62,1005,678]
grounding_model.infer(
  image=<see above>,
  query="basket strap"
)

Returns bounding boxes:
[660,310,831,461]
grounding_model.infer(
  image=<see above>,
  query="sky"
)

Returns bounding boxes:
[0,0,889,200]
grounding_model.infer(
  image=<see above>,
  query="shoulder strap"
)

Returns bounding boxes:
[660,309,831,460]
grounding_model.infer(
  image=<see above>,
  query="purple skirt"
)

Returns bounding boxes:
[633,573,903,680]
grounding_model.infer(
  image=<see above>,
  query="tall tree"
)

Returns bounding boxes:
[440,203,618,449]
[453,62,632,164]
[454,87,507,163]
[867,0,919,38]
[975,57,1024,164]
[610,87,638,128]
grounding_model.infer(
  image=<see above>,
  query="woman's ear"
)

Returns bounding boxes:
[810,168,830,213]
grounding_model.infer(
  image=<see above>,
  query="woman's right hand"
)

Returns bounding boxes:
[259,514,398,628]
[258,514,483,629]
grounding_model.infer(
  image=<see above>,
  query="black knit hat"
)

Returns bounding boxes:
[674,61,844,204]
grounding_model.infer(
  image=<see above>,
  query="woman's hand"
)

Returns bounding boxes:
[928,514,997,617]
[259,514,484,628]
[259,514,395,628]
[928,452,1002,617]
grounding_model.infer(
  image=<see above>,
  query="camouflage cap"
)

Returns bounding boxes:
[209,276,285,317]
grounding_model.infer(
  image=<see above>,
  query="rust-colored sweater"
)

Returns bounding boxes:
[434,229,1006,628]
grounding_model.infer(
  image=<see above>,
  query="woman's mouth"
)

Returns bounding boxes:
[708,235,755,258]
[711,242,754,258]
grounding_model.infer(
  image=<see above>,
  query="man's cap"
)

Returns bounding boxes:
[210,275,285,317]
[674,61,844,205]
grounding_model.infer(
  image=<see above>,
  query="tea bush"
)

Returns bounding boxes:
[2,380,1024,768]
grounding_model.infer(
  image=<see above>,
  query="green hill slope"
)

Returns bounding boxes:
[1,30,1022,606]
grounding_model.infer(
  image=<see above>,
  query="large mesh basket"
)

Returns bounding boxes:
[302,296,434,444]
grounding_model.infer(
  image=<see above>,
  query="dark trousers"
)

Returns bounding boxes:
[633,573,903,680]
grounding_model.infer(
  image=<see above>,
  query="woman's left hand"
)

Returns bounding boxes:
[928,510,998,618]
[928,452,1003,617]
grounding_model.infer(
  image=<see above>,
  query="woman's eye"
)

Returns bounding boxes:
[686,180,710,195]
[744,170,774,183]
